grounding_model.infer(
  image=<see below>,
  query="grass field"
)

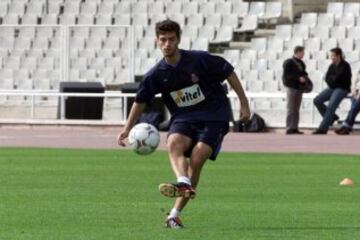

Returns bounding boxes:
[0,148,360,240]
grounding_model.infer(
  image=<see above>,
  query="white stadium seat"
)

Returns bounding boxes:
[317,13,335,28]
[216,2,232,15]
[212,26,233,43]
[248,2,265,17]
[232,2,249,18]
[339,14,355,27]
[292,24,309,39]
[199,2,215,16]
[330,26,346,39]
[191,38,209,51]
[222,14,239,28]
[251,38,267,54]
[262,2,282,20]
[327,2,344,20]
[198,25,215,40]
[236,15,258,33]
[205,14,222,28]
[311,25,329,39]
[322,38,338,51]
[344,3,360,17]
[182,2,198,17]
[182,25,198,41]
[301,13,318,28]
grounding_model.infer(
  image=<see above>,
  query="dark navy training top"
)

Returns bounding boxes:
[135,50,234,122]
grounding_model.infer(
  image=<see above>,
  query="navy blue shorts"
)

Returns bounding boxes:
[168,121,229,160]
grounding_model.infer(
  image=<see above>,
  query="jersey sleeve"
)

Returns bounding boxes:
[134,74,159,103]
[200,53,234,82]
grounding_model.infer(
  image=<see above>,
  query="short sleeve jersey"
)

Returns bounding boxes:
[135,50,234,122]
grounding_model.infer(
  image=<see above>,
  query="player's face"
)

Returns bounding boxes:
[157,32,180,58]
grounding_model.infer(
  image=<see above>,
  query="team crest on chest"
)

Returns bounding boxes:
[191,74,199,83]
[170,84,205,107]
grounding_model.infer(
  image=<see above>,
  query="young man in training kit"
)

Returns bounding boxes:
[117,20,250,229]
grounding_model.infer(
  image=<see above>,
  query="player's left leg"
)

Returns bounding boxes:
[165,142,212,229]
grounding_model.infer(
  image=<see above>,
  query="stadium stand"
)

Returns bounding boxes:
[0,0,359,126]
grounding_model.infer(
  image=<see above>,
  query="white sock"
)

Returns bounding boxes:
[177,176,191,185]
[168,208,180,219]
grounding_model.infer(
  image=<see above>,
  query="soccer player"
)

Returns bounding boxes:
[117,20,250,229]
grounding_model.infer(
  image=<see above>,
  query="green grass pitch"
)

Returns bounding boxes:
[0,148,360,240]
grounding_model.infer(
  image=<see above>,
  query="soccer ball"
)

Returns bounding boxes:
[128,123,160,155]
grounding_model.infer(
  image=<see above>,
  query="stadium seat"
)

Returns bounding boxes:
[216,2,232,15]
[95,14,112,25]
[338,38,354,52]
[0,2,8,19]
[250,38,267,54]
[199,2,215,16]
[347,26,360,39]
[267,37,284,52]
[179,37,191,49]
[165,2,182,16]
[132,13,149,27]
[113,14,131,25]
[317,59,331,72]
[21,13,38,24]
[191,38,208,51]
[132,2,148,14]
[212,26,233,43]
[3,14,19,24]
[8,1,25,16]
[222,14,239,28]
[300,13,318,28]
[232,2,249,18]
[205,14,222,28]
[115,2,131,15]
[98,2,114,16]
[253,59,268,71]
[317,13,334,28]
[235,15,258,33]
[275,25,292,41]
[286,37,303,51]
[330,26,346,39]
[63,1,80,15]
[292,24,309,39]
[263,80,279,92]
[262,2,282,20]
[182,2,198,17]
[223,49,240,65]
[59,13,76,25]
[248,2,265,17]
[327,2,344,20]
[187,14,204,27]
[344,3,360,17]
[305,38,321,52]
[339,14,355,27]
[311,25,329,39]
[182,25,198,41]
[198,25,215,41]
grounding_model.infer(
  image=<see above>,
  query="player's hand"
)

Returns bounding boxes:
[240,102,251,122]
[299,77,306,84]
[117,129,129,147]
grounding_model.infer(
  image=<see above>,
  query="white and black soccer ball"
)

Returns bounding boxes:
[128,123,160,155]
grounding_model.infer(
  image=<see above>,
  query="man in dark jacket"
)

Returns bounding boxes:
[282,46,308,134]
[313,47,352,134]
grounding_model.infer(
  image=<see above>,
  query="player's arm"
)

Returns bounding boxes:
[227,72,251,122]
[117,102,146,146]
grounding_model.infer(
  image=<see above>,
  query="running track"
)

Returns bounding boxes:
[0,125,359,155]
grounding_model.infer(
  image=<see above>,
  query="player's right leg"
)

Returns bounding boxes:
[159,131,195,198]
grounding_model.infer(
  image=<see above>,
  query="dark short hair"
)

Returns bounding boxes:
[294,46,304,54]
[330,47,344,60]
[155,19,181,39]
